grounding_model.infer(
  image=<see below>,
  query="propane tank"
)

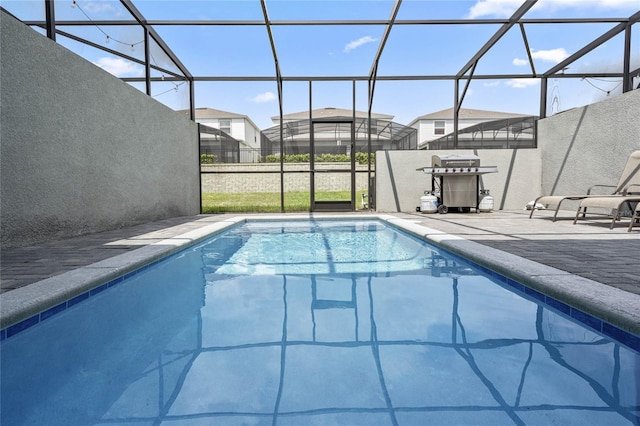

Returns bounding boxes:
[478,189,494,212]
[420,191,438,214]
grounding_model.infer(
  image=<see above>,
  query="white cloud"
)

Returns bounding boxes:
[83,1,117,14]
[513,48,569,67]
[467,0,524,18]
[343,36,378,53]
[251,91,276,103]
[468,0,638,18]
[532,48,569,63]
[540,0,639,10]
[506,78,540,88]
[92,57,142,77]
[483,81,501,87]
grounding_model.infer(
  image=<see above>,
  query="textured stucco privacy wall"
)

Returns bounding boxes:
[0,12,200,248]
[375,149,541,212]
[537,89,640,211]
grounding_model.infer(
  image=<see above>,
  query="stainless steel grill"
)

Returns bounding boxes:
[417,154,498,213]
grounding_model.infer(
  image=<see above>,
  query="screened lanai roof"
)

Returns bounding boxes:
[424,115,537,150]
[261,115,417,144]
[4,0,639,135]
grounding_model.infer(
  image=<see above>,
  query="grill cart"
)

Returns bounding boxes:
[417,154,498,214]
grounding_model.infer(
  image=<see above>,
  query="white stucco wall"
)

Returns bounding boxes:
[537,89,640,211]
[0,12,200,248]
[375,149,541,212]
[243,122,261,150]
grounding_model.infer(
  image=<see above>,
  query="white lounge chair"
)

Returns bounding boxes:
[629,204,640,232]
[529,150,640,221]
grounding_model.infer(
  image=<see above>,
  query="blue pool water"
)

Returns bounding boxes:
[1,219,639,425]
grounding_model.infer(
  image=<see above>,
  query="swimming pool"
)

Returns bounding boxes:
[1,219,639,425]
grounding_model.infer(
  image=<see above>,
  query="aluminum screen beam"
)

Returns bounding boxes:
[369,0,402,79]
[120,0,191,81]
[457,0,537,78]
[544,10,640,78]
[26,17,631,27]
[260,0,282,96]
[121,72,627,84]
[119,0,194,118]
[44,0,55,40]
[519,23,536,76]
[368,0,402,110]
[260,0,285,211]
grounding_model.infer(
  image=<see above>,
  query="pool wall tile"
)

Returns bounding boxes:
[546,298,571,315]
[603,323,640,350]
[108,276,124,287]
[89,283,109,296]
[570,309,603,332]
[505,278,525,293]
[68,292,90,307]
[7,315,40,338]
[40,302,67,321]
[1,328,6,341]
[475,265,492,275]
[524,287,546,303]
[491,272,508,283]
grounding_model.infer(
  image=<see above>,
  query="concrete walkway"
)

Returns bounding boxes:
[2,210,639,333]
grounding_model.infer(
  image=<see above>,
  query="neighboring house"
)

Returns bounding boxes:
[408,108,532,149]
[180,107,262,162]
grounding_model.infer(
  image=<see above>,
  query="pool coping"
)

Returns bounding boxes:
[2,213,639,340]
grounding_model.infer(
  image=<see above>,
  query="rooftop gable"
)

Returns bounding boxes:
[179,107,261,131]
[409,107,530,126]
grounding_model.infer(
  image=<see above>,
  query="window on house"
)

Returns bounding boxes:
[434,121,445,135]
[219,119,231,135]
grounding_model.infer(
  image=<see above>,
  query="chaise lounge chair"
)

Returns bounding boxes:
[529,150,640,221]
[573,186,640,230]
[629,203,640,232]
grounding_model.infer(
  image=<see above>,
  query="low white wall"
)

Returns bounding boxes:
[0,12,200,248]
[201,163,369,193]
[375,149,541,212]
[537,89,640,211]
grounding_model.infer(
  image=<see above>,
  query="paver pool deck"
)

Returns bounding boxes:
[2,210,639,335]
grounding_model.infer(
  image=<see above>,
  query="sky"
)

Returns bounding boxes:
[4,0,640,129]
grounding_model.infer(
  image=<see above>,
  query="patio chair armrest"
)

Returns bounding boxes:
[586,184,616,195]
[623,184,640,195]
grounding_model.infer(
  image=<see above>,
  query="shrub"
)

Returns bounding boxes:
[261,152,375,164]
[200,154,218,164]
[355,152,375,165]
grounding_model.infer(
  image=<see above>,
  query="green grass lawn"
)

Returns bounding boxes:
[202,191,367,213]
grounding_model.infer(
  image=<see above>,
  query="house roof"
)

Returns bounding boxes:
[179,107,261,131]
[271,107,394,123]
[408,107,530,126]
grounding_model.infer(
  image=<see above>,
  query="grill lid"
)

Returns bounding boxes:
[417,154,497,175]
[417,166,498,175]
[432,154,480,167]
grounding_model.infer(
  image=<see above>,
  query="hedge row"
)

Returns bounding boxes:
[263,152,375,164]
